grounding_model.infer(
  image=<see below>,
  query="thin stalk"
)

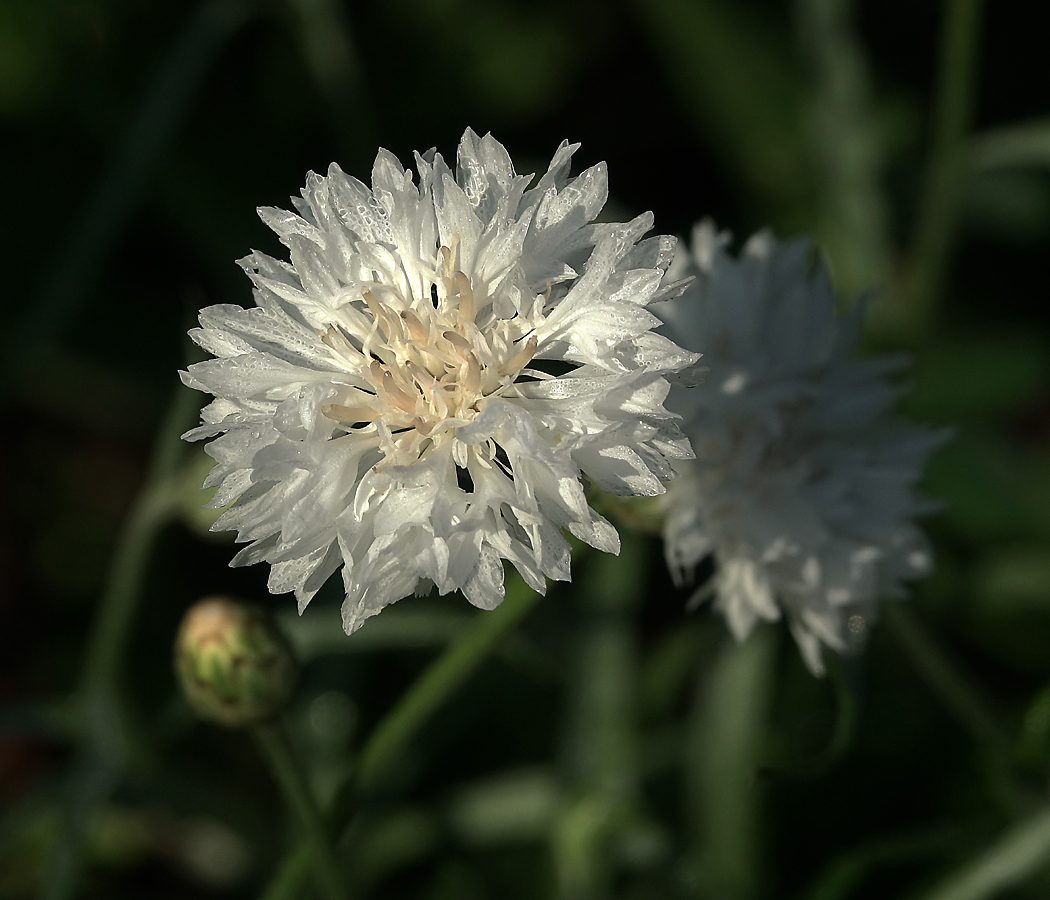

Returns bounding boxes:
[907,0,984,337]
[254,723,347,900]
[801,825,960,900]
[887,604,1009,753]
[355,574,542,791]
[918,808,1050,900]
[796,0,889,300]
[257,571,544,899]
[43,386,198,900]
[84,385,201,687]
[686,626,776,900]
[259,843,313,900]
[554,539,644,900]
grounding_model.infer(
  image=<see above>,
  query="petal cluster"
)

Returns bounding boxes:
[181,129,698,633]
[657,221,944,674]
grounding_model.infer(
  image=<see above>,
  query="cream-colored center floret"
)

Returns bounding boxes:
[320,245,538,463]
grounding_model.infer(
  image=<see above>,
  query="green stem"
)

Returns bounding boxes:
[796,0,889,299]
[254,723,347,900]
[801,825,959,900]
[85,385,200,687]
[908,0,984,337]
[259,842,314,900]
[764,654,857,780]
[918,808,1050,900]
[887,604,1009,753]
[554,539,645,900]
[258,572,543,899]
[355,574,542,791]
[43,386,198,900]
[686,626,776,900]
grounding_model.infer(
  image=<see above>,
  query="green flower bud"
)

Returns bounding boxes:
[175,596,295,728]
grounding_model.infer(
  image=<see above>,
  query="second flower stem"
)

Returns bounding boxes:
[257,569,545,899]
[908,0,984,337]
[253,721,347,900]
[355,573,541,791]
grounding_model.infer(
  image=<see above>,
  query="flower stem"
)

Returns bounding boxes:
[917,808,1050,900]
[85,384,200,688]
[355,573,542,791]
[554,538,645,900]
[686,625,776,900]
[257,571,543,899]
[253,722,347,900]
[886,604,1009,753]
[907,0,984,337]
[44,385,198,900]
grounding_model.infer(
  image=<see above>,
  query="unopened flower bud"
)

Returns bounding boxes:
[175,596,295,728]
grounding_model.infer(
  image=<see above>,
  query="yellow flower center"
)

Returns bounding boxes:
[319,245,538,464]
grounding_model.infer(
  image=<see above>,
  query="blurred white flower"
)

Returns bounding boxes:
[181,129,698,633]
[657,221,944,675]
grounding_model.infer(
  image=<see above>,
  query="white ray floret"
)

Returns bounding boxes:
[657,220,945,675]
[181,129,699,633]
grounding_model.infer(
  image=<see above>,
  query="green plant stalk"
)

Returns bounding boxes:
[554,538,644,900]
[908,0,984,337]
[765,654,857,780]
[802,825,960,900]
[287,0,375,156]
[796,0,889,300]
[258,572,543,899]
[687,626,776,900]
[254,723,347,900]
[886,604,1009,753]
[259,843,314,900]
[918,808,1050,900]
[43,387,198,900]
[888,604,1025,819]
[354,573,542,791]
[85,384,201,689]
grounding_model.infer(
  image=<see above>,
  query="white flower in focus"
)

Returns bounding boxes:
[657,221,944,675]
[181,129,698,633]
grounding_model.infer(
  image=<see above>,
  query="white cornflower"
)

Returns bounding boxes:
[181,129,698,633]
[657,221,944,675]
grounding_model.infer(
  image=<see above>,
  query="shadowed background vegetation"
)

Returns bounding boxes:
[3,0,1050,898]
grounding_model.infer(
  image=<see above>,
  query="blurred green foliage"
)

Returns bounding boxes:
[3,0,1050,898]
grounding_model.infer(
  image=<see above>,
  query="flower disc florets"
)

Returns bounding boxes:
[181,129,699,632]
[657,221,945,675]
[316,240,541,465]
